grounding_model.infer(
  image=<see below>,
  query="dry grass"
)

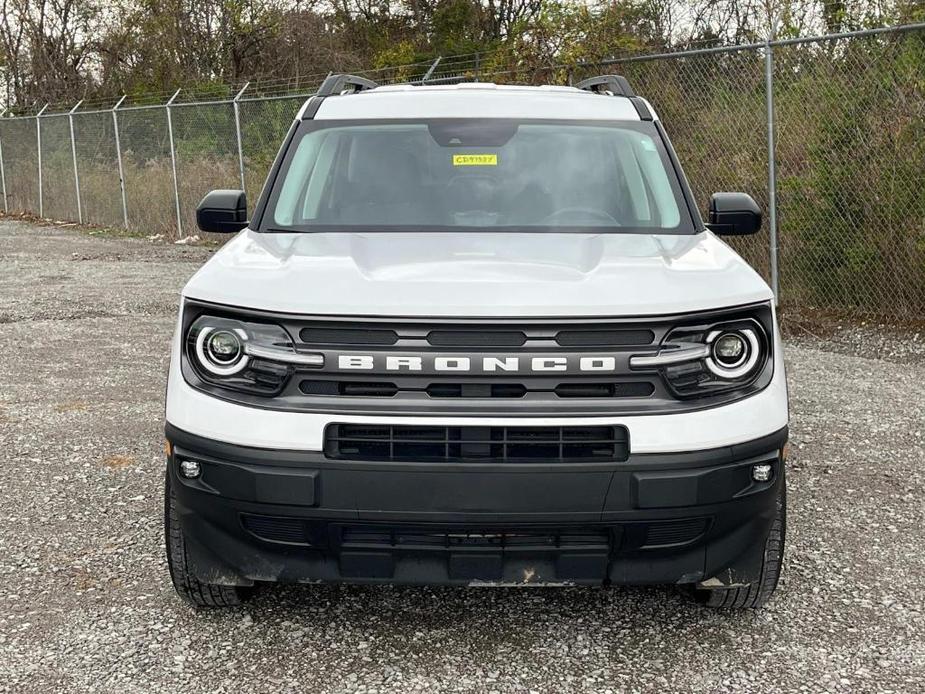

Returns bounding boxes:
[21,155,244,243]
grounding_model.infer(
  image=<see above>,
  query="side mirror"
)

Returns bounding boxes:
[196,190,248,233]
[707,192,762,236]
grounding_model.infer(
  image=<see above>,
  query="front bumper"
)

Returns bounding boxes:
[166,423,787,587]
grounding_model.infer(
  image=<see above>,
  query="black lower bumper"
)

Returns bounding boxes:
[166,423,787,587]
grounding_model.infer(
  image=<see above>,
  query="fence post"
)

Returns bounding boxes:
[68,100,84,224]
[764,33,780,302]
[165,89,183,236]
[111,96,129,228]
[474,52,480,81]
[0,109,7,213]
[233,82,250,193]
[36,104,48,217]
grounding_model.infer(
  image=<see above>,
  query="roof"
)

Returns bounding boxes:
[312,83,653,121]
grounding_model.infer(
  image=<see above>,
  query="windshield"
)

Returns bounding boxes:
[263,119,695,234]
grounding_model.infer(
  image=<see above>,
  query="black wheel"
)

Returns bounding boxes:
[695,470,786,610]
[165,471,249,609]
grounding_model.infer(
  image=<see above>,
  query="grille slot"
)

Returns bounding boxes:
[426,383,527,398]
[301,380,399,397]
[427,330,527,347]
[241,515,309,544]
[555,329,654,346]
[300,326,398,345]
[325,424,629,463]
[554,382,656,398]
[641,518,709,548]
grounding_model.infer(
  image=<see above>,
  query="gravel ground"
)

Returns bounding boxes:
[0,219,923,693]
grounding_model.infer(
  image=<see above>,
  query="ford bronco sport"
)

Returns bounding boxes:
[165,74,788,609]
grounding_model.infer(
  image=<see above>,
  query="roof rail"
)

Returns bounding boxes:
[316,74,378,97]
[574,74,652,121]
[574,75,636,97]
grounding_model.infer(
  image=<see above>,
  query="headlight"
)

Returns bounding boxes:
[705,328,760,378]
[712,332,747,366]
[630,315,771,399]
[195,326,248,375]
[186,315,323,394]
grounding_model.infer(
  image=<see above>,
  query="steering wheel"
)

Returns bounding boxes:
[541,207,620,225]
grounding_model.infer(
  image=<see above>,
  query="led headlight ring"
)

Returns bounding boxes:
[194,326,250,376]
[705,327,761,379]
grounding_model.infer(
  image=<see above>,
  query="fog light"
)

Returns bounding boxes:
[179,460,201,479]
[752,463,773,482]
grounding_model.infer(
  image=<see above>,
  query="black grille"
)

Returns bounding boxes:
[340,526,611,551]
[298,323,655,349]
[241,515,309,544]
[300,379,654,399]
[427,330,527,347]
[555,329,654,346]
[554,382,655,398]
[301,380,399,397]
[286,317,669,415]
[300,326,398,345]
[324,424,630,463]
[641,518,709,548]
[425,383,527,398]
[239,515,708,552]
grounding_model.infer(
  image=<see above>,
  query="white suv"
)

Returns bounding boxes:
[164,74,788,609]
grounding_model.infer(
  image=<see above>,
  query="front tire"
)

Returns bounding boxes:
[695,470,786,610]
[165,471,249,609]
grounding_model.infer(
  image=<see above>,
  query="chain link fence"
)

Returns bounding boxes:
[1,23,923,319]
[772,32,925,317]
[72,109,122,227]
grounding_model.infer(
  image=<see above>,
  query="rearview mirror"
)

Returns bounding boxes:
[196,190,248,233]
[707,192,762,236]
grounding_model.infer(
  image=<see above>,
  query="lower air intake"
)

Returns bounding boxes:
[241,515,309,544]
[641,518,709,548]
[324,424,629,463]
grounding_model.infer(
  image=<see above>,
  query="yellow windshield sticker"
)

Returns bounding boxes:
[453,154,498,166]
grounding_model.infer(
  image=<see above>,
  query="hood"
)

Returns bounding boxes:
[182,230,772,317]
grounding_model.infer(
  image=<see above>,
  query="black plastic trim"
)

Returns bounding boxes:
[166,424,786,586]
[629,97,653,121]
[166,421,788,472]
[183,296,774,323]
[575,75,636,97]
[300,96,325,120]
[315,74,378,97]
